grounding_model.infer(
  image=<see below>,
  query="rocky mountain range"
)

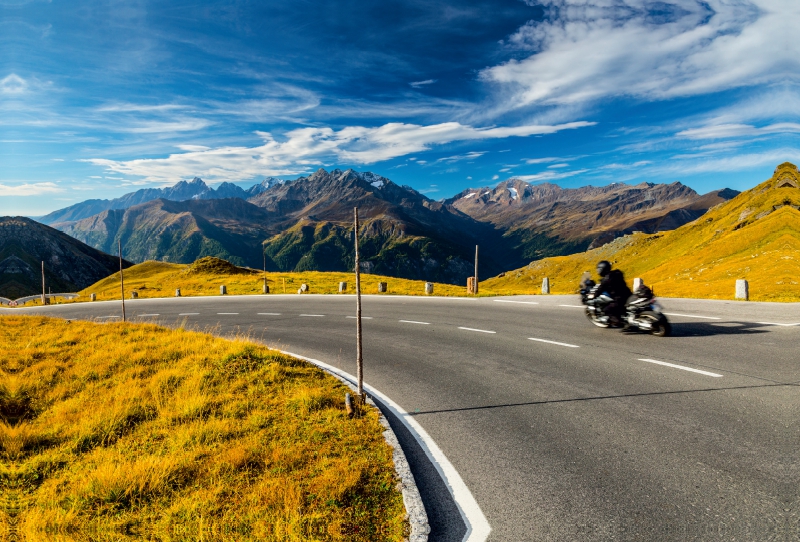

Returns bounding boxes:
[445,180,738,259]
[0,217,130,299]
[42,169,738,285]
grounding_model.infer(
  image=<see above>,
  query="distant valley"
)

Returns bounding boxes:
[40,169,738,285]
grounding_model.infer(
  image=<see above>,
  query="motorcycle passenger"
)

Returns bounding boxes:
[596,260,632,326]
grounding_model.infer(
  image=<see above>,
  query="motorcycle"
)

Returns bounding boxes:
[579,272,671,337]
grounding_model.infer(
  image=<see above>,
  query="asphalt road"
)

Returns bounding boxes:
[11,294,799,541]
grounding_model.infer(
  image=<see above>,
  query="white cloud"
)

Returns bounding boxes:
[547,163,569,168]
[600,160,652,170]
[0,182,63,196]
[492,175,499,180]
[0,74,28,95]
[482,0,798,109]
[435,151,487,163]
[410,79,437,88]
[676,123,800,140]
[514,169,589,182]
[85,120,594,184]
[525,157,562,164]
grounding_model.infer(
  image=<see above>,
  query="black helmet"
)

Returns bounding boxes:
[596,260,611,277]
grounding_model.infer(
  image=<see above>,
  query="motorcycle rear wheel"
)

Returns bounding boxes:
[641,311,671,337]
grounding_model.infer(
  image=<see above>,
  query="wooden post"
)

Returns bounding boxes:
[354,207,363,399]
[263,247,267,294]
[474,245,479,294]
[282,277,286,294]
[118,239,126,322]
[41,261,47,305]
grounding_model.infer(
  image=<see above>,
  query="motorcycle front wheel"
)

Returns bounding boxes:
[586,307,609,328]
[641,311,671,337]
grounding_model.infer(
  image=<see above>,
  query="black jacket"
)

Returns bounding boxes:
[600,269,632,303]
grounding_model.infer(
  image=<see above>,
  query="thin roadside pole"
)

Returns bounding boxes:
[262,246,267,293]
[41,261,46,305]
[118,239,126,322]
[474,244,479,294]
[354,207,363,399]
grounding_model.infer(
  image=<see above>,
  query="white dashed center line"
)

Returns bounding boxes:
[757,322,800,327]
[664,313,721,320]
[179,313,199,316]
[528,337,580,348]
[639,358,722,377]
[346,316,373,319]
[494,299,539,305]
[559,304,585,308]
[400,320,430,325]
[258,312,281,315]
[299,314,324,317]
[458,326,496,334]
[217,312,239,315]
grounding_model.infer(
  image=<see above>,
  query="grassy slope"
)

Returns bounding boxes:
[482,170,800,302]
[77,256,470,301]
[0,316,406,541]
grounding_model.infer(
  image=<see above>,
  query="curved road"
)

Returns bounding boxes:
[11,294,799,541]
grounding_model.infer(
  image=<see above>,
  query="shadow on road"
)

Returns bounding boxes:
[410,383,793,416]
[669,321,771,337]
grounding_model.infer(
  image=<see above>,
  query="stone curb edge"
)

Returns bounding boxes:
[279,350,430,542]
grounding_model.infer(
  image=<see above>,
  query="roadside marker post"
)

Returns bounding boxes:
[118,239,126,322]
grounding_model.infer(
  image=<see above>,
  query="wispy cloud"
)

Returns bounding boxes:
[0,182,64,196]
[514,169,589,182]
[435,151,487,163]
[85,120,595,183]
[482,0,797,109]
[0,74,28,94]
[410,79,437,88]
[676,123,800,140]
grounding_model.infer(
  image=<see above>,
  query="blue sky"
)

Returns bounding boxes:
[1,0,798,216]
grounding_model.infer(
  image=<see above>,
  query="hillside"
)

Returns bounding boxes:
[482,163,800,302]
[56,198,277,269]
[78,257,470,300]
[446,179,738,259]
[0,217,130,299]
[0,315,406,540]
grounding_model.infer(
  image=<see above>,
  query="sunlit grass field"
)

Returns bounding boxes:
[484,168,800,303]
[76,256,472,301]
[0,316,407,541]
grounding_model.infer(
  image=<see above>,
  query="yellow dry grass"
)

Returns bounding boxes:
[74,258,471,302]
[483,165,800,302]
[0,316,407,541]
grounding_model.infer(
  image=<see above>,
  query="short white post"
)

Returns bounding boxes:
[541,277,550,294]
[300,283,309,293]
[425,282,434,295]
[220,285,227,295]
[131,291,138,299]
[633,278,643,292]
[339,282,347,293]
[90,293,97,302]
[378,282,387,293]
[262,284,269,294]
[175,288,181,297]
[735,279,749,300]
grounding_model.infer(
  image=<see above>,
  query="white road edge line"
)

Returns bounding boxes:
[639,358,723,377]
[664,313,721,320]
[458,327,496,334]
[299,314,325,317]
[756,322,800,327]
[528,337,580,348]
[136,314,159,317]
[178,313,199,316]
[346,316,373,319]
[279,350,491,542]
[559,304,584,308]
[494,299,538,305]
[399,320,430,325]
[257,312,282,316]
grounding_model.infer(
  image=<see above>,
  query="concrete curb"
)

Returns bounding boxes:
[280,350,430,542]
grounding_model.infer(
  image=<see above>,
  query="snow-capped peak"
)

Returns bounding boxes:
[462,192,477,199]
[508,187,519,200]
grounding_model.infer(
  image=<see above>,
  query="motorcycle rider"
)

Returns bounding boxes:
[596,260,632,326]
